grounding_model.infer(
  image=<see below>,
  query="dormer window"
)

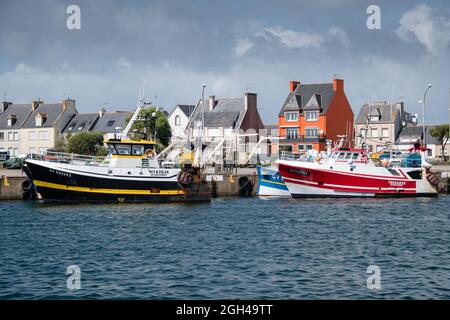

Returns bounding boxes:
[35,113,47,126]
[370,115,380,122]
[7,114,17,127]
[77,123,85,131]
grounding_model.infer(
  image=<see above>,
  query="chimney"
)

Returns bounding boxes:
[289,81,300,92]
[208,95,215,111]
[396,101,404,114]
[62,98,75,110]
[31,100,43,111]
[332,78,344,91]
[99,107,106,117]
[244,92,257,112]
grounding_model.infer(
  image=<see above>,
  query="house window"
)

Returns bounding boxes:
[298,145,305,151]
[38,131,49,140]
[285,112,298,122]
[286,127,298,140]
[0,132,4,141]
[371,128,378,138]
[13,132,18,141]
[77,123,85,131]
[305,127,318,137]
[106,120,115,127]
[8,132,13,141]
[382,128,389,138]
[29,131,36,141]
[305,111,318,121]
[175,115,181,126]
[370,115,379,122]
[306,145,313,150]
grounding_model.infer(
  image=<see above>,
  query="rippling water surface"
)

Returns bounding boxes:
[0,196,449,299]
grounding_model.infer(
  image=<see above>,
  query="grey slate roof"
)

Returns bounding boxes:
[0,104,33,129]
[174,105,195,118]
[62,113,99,134]
[356,103,400,124]
[91,112,132,133]
[189,98,245,129]
[395,125,439,145]
[22,103,64,128]
[279,83,335,116]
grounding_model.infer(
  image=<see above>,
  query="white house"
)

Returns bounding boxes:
[168,104,195,140]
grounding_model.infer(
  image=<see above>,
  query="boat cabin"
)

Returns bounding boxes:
[329,148,367,163]
[105,139,159,168]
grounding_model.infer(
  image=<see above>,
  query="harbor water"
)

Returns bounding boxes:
[0,197,449,299]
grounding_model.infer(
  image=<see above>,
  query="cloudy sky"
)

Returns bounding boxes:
[0,0,449,124]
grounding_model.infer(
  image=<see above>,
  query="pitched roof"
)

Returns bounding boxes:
[395,125,439,145]
[0,104,33,129]
[22,103,65,128]
[62,113,99,134]
[356,103,400,124]
[174,105,195,118]
[91,112,132,133]
[279,83,335,116]
[188,98,246,129]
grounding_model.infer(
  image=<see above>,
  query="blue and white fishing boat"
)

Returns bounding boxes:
[256,165,290,197]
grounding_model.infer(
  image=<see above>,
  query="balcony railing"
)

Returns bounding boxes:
[281,134,326,142]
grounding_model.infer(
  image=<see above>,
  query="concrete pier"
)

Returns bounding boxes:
[0,170,26,200]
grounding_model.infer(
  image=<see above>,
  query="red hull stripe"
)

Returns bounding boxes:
[284,177,416,194]
[279,163,417,190]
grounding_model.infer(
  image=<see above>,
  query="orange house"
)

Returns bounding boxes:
[278,78,354,153]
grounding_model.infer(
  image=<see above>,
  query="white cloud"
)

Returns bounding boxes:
[264,25,325,49]
[327,26,350,48]
[233,25,349,57]
[232,38,255,57]
[395,4,450,55]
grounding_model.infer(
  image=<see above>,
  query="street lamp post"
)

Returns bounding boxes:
[418,83,432,147]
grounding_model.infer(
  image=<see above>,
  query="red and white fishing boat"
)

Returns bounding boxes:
[276,146,438,198]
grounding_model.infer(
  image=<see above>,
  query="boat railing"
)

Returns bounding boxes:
[280,151,304,161]
[28,151,109,166]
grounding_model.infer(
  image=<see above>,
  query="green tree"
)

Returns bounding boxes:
[430,124,449,161]
[125,106,172,150]
[67,132,106,155]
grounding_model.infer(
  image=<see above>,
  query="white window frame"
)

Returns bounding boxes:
[286,127,298,140]
[305,127,318,137]
[29,131,36,141]
[305,111,318,122]
[285,112,299,122]
[371,128,378,138]
[175,115,181,126]
[382,128,389,138]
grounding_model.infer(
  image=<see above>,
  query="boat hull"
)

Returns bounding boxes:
[24,159,210,203]
[256,166,290,197]
[277,160,437,198]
